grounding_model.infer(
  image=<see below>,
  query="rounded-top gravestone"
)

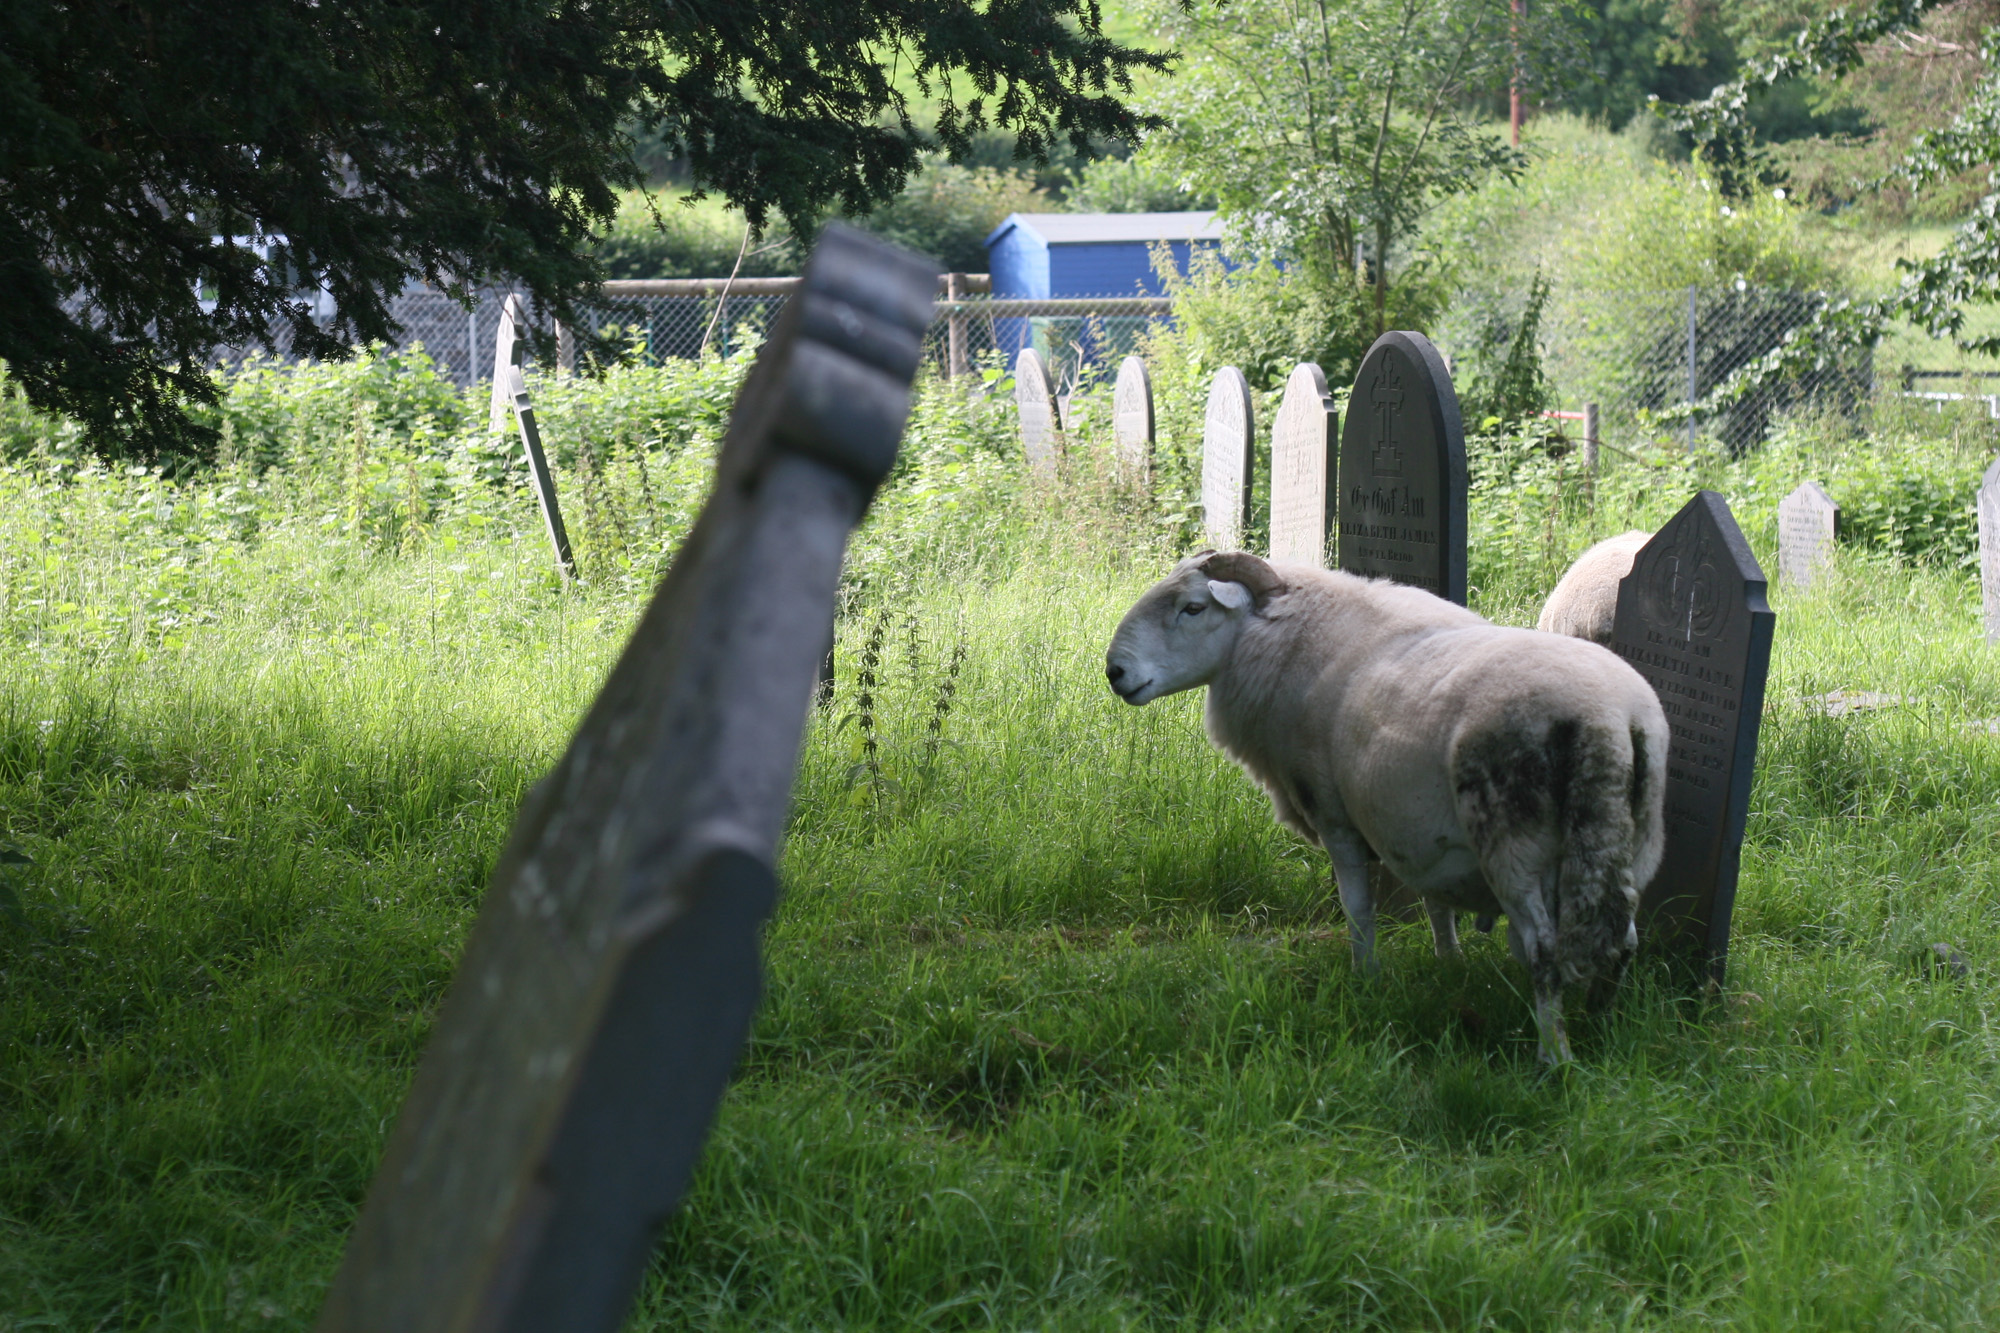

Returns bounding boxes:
[1336,331,1467,604]
[1013,348,1060,474]
[1112,356,1154,485]
[1201,367,1255,550]
[1269,362,1338,568]
[1608,490,1775,977]
[1776,481,1838,590]
[1978,460,2000,643]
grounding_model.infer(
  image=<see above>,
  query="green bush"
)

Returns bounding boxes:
[1062,152,1215,213]
[845,161,1048,273]
[592,193,804,280]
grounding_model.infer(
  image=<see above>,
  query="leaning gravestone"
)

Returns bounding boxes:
[314,225,937,1333]
[1777,481,1838,590]
[1979,460,2000,643]
[1269,363,1339,567]
[1336,331,1468,604]
[1014,348,1060,475]
[1202,367,1255,550]
[491,294,577,581]
[1112,355,1154,485]
[1608,490,1775,978]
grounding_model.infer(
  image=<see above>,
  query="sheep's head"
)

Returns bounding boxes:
[1104,551,1284,705]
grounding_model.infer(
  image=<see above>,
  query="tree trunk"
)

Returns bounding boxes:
[1373,218,1390,339]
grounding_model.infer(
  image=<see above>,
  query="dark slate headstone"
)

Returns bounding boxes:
[1113,355,1154,485]
[1979,460,2000,644]
[1777,481,1837,590]
[314,225,937,1333]
[1269,362,1338,567]
[1014,348,1059,474]
[1337,331,1467,603]
[491,294,575,580]
[1608,490,1776,977]
[1202,367,1255,550]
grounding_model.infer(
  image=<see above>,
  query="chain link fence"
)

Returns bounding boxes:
[1534,284,1875,454]
[217,280,1173,391]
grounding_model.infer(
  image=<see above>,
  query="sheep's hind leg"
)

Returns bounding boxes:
[1424,898,1462,960]
[1327,844,1379,976]
[1505,913,1574,1067]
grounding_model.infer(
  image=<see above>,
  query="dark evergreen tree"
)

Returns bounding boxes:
[0,0,1166,460]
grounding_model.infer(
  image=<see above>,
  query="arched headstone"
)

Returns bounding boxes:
[1777,481,1838,590]
[1269,363,1338,567]
[1336,331,1467,604]
[1201,367,1255,550]
[1014,348,1060,474]
[1112,356,1154,485]
[1608,490,1776,978]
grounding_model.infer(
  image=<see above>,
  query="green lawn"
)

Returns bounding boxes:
[4,395,2000,1330]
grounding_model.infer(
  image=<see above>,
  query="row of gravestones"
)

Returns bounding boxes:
[1020,334,1774,977]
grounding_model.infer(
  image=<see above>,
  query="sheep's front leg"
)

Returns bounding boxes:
[1424,899,1462,960]
[1326,839,1378,976]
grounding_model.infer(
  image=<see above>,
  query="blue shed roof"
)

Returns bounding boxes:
[983,211,1224,249]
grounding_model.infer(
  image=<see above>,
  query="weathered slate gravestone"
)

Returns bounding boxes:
[1336,331,1468,604]
[1112,355,1154,485]
[1268,362,1339,567]
[1979,460,2000,643]
[491,294,576,580]
[1608,490,1775,978]
[1202,367,1255,550]
[1777,481,1838,590]
[1014,348,1060,474]
[315,225,937,1333]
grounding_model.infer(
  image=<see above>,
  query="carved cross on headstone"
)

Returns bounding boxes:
[1369,367,1407,476]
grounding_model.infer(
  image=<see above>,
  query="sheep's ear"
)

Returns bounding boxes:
[1198,551,1285,608]
[1207,579,1251,610]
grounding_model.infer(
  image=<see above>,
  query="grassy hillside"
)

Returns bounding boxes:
[3,351,2000,1327]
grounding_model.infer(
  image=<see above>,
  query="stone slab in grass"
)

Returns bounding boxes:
[1609,490,1776,979]
[1014,348,1059,475]
[1201,367,1255,550]
[315,224,936,1333]
[1113,355,1153,486]
[1777,480,1838,590]
[1268,362,1338,568]
[1980,459,2000,643]
[1336,331,1467,604]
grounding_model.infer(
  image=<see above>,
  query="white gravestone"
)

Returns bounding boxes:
[1112,356,1154,485]
[1777,481,1838,590]
[1201,367,1255,550]
[1980,460,2000,643]
[1268,363,1339,567]
[489,294,527,434]
[1014,348,1060,475]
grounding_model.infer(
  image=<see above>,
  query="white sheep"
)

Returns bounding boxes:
[1536,531,1650,645]
[1105,551,1668,1064]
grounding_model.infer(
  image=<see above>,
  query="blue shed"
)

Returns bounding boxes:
[982,211,1225,298]
[982,212,1225,374]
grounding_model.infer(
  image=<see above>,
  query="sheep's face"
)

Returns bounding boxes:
[1105,560,1254,705]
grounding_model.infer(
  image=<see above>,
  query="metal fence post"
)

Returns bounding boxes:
[1582,401,1599,473]
[556,321,575,376]
[1686,285,1698,451]
[469,303,480,386]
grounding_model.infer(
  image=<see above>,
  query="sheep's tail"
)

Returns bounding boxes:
[1550,718,1642,986]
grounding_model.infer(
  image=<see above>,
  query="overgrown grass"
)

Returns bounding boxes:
[4,355,2000,1329]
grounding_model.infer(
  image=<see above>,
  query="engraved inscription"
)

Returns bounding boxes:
[1369,368,1406,476]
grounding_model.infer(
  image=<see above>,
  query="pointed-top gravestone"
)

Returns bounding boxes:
[1979,461,2000,644]
[1269,363,1339,567]
[1337,331,1468,604]
[1014,348,1060,474]
[315,225,938,1333]
[1608,490,1775,978]
[1202,367,1255,550]
[1112,355,1154,485]
[1777,481,1838,590]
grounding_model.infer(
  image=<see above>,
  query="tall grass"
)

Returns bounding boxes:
[3,353,2000,1329]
